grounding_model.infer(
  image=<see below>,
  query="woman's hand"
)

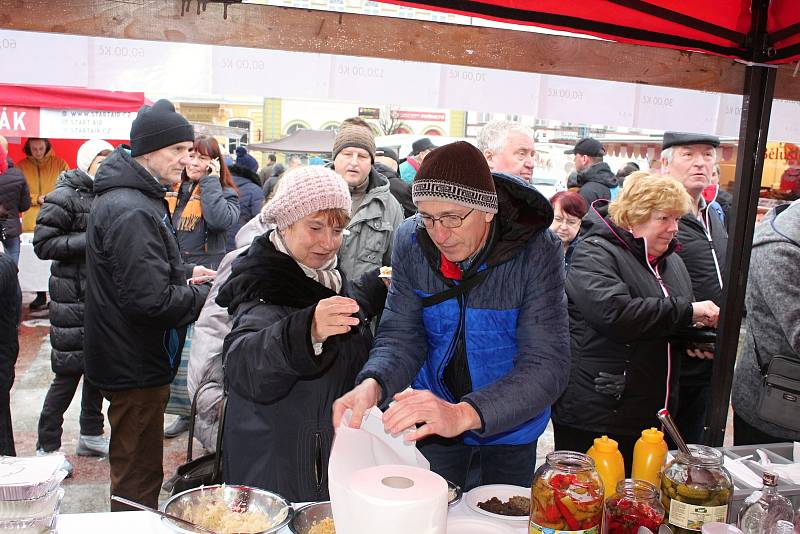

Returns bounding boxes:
[311,296,360,344]
[691,300,720,328]
[206,157,221,176]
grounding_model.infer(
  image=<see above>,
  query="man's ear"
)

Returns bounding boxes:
[484,212,495,223]
[483,149,494,168]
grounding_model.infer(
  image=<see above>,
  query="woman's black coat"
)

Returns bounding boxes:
[33,170,94,374]
[553,209,694,436]
[216,232,384,502]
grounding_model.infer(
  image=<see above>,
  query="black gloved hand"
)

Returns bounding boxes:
[593,371,625,398]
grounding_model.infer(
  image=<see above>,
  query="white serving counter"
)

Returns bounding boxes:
[56,499,529,533]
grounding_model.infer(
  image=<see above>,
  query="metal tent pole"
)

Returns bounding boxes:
[704,0,776,446]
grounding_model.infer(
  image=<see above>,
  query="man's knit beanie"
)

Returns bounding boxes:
[130,99,195,157]
[263,166,351,230]
[332,125,376,163]
[412,141,498,214]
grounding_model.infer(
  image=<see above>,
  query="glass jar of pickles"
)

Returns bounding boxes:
[603,479,665,534]
[530,451,604,534]
[660,445,733,534]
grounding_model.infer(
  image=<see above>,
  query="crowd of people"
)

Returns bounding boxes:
[0,100,797,512]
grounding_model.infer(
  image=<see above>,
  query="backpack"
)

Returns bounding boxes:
[608,185,621,200]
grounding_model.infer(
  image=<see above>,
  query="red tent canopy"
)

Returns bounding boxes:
[0,84,147,112]
[379,0,800,64]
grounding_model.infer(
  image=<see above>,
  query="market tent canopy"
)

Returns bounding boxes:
[0,83,146,111]
[248,129,336,154]
[379,0,800,63]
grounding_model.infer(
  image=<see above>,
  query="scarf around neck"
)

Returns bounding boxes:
[270,230,342,294]
[167,180,203,232]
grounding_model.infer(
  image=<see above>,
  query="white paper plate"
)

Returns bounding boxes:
[447,516,520,533]
[464,484,530,522]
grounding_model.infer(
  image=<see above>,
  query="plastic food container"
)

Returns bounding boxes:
[530,451,604,534]
[0,488,63,533]
[661,445,733,534]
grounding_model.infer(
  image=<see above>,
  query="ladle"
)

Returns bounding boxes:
[656,408,692,457]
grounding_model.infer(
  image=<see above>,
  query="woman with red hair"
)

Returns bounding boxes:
[168,135,240,270]
[550,191,589,270]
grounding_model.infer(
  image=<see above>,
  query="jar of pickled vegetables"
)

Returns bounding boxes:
[530,451,604,534]
[603,479,665,534]
[660,445,733,534]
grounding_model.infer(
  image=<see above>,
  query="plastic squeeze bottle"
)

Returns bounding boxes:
[631,428,668,486]
[587,435,625,499]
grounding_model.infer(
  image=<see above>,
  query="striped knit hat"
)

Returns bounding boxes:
[263,166,351,230]
[412,141,498,214]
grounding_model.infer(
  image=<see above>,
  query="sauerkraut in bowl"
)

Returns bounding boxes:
[162,484,292,534]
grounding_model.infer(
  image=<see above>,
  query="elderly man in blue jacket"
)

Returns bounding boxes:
[334,141,570,488]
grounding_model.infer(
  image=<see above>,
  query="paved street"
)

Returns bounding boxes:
[11,292,192,513]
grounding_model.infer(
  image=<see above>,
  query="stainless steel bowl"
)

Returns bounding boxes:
[447,480,463,507]
[161,484,293,534]
[289,501,332,534]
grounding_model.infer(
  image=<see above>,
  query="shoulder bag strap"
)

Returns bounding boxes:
[751,330,768,377]
[421,268,491,308]
[211,392,227,480]
[186,378,220,462]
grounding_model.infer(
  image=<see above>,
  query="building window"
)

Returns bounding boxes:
[285,121,311,136]
[320,122,339,131]
[477,112,492,123]
[228,119,251,155]
[423,127,445,136]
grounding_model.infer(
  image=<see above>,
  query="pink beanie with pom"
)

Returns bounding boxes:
[263,166,351,230]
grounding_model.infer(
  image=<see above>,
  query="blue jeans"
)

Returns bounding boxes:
[1,237,19,265]
[418,435,538,490]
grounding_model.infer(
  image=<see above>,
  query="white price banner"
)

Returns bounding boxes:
[212,46,331,98]
[636,85,719,133]
[716,93,744,137]
[538,75,636,126]
[439,66,539,115]
[329,56,439,107]
[769,99,800,143]
[90,37,212,94]
[0,30,88,87]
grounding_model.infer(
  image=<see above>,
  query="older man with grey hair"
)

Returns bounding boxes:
[477,120,536,183]
[660,131,728,445]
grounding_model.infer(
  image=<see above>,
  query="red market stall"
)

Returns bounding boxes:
[0,83,146,167]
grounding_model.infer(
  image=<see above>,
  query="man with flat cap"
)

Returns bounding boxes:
[660,131,728,444]
[85,99,212,510]
[565,137,619,205]
[334,141,569,489]
[400,137,436,184]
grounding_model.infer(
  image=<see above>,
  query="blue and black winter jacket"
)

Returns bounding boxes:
[357,173,571,445]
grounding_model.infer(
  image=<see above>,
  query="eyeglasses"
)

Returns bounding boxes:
[417,208,475,229]
[553,215,581,227]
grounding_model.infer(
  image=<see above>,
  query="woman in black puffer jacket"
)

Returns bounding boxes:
[33,140,114,467]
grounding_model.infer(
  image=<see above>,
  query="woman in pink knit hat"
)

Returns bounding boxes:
[214,166,387,502]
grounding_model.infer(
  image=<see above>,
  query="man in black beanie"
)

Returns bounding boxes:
[84,99,212,511]
[335,142,569,490]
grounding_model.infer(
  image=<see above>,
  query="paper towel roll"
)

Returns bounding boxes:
[333,464,448,534]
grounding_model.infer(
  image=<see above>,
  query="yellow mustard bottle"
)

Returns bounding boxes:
[587,435,625,500]
[631,427,668,486]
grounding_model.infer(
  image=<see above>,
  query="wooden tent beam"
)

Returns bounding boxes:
[2,1,798,100]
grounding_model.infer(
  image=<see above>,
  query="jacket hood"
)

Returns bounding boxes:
[373,162,400,181]
[57,168,93,192]
[228,164,261,187]
[92,146,168,199]
[754,201,800,249]
[578,162,618,188]
[581,202,678,267]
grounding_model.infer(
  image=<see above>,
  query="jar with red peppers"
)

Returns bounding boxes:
[603,479,665,534]
[530,451,605,534]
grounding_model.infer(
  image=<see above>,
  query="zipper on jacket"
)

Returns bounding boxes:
[436,292,467,403]
[313,432,323,492]
[698,208,724,290]
[646,254,673,411]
